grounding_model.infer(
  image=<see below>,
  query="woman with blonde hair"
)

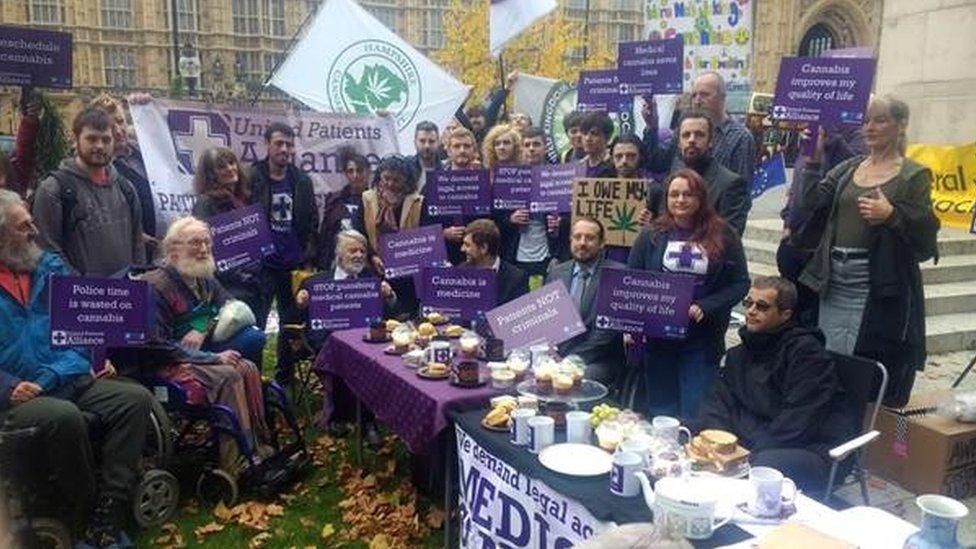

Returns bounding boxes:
[797,95,939,406]
[482,124,522,170]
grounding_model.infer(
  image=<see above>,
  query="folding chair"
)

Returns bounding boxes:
[823,352,888,505]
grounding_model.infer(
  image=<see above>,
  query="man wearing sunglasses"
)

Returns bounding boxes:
[695,276,855,496]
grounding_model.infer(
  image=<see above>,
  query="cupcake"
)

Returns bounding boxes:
[552,373,573,395]
[368,320,386,341]
[570,367,584,388]
[534,365,553,391]
[507,357,529,380]
[491,369,516,389]
[455,360,480,385]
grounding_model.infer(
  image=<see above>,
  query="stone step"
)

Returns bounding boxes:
[925,282,976,316]
[743,241,976,285]
[926,313,976,354]
[744,219,976,256]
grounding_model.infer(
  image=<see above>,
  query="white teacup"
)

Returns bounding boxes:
[652,416,691,447]
[748,466,797,518]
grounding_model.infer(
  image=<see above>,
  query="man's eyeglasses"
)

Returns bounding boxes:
[179,238,212,250]
[741,297,773,312]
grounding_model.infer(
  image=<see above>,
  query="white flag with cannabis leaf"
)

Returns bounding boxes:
[269,0,470,154]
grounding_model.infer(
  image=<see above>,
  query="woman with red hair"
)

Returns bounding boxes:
[628,169,749,418]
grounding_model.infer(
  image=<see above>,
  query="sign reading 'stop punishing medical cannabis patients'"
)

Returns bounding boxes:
[268,0,470,154]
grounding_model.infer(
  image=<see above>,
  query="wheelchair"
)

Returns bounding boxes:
[0,396,180,549]
[141,374,309,507]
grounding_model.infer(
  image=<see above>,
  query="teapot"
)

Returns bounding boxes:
[635,471,733,540]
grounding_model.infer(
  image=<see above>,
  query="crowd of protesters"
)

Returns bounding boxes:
[0,68,939,544]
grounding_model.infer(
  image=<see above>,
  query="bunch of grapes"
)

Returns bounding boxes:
[590,404,620,427]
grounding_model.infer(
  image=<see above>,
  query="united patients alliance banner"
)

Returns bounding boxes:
[269,0,470,154]
[131,99,399,233]
[512,73,578,164]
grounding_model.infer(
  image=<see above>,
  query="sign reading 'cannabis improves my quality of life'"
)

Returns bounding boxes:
[572,178,650,247]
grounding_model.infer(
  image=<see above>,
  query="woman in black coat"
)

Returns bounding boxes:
[191,147,267,324]
[628,169,749,419]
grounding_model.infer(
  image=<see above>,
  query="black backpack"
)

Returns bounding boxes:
[34,170,140,241]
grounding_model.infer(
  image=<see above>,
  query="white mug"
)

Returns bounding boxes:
[652,416,691,447]
[565,411,591,444]
[748,466,797,518]
[509,408,536,446]
[610,451,642,497]
[425,340,452,364]
[527,416,555,454]
[617,438,651,467]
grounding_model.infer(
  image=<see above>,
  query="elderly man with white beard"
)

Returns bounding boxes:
[0,189,153,547]
[138,216,270,472]
[295,229,396,439]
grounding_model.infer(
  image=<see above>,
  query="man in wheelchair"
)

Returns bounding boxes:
[0,189,154,547]
[135,216,273,475]
[694,276,857,495]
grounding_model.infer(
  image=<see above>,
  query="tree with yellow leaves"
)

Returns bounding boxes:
[434,0,617,107]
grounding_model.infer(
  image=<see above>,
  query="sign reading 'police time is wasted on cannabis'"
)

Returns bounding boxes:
[571,178,649,247]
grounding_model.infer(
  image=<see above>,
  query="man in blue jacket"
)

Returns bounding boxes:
[0,189,152,547]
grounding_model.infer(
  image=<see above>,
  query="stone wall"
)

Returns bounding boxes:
[876,0,976,144]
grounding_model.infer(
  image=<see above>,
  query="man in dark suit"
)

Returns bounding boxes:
[546,217,625,387]
[646,109,751,235]
[460,218,529,306]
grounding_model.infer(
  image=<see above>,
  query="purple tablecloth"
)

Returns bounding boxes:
[314,328,503,453]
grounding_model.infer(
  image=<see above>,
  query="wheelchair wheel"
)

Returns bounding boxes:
[27,517,72,549]
[196,468,238,507]
[132,469,180,528]
[143,399,174,470]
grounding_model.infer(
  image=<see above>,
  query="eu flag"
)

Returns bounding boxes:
[751,153,788,199]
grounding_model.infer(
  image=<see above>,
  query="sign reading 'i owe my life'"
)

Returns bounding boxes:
[50,276,152,347]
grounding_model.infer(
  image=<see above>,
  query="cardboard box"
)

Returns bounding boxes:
[866,390,976,498]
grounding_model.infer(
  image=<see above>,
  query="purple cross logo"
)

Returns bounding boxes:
[271,193,293,222]
[667,244,704,269]
[167,110,232,173]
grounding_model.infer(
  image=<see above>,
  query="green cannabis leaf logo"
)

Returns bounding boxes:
[343,64,406,113]
[608,204,638,234]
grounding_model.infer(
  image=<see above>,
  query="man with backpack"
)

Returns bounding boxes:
[31,106,146,276]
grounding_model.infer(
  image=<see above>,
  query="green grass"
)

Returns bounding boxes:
[133,334,445,548]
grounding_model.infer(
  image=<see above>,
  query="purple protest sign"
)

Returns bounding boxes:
[485,281,585,350]
[426,169,492,217]
[207,204,274,272]
[50,276,152,347]
[307,277,383,332]
[0,26,72,88]
[577,69,632,114]
[420,266,497,323]
[617,37,684,95]
[379,224,449,280]
[772,57,876,126]
[491,166,534,211]
[593,267,694,339]
[530,163,585,214]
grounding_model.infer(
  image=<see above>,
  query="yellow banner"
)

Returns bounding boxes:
[907,143,976,229]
